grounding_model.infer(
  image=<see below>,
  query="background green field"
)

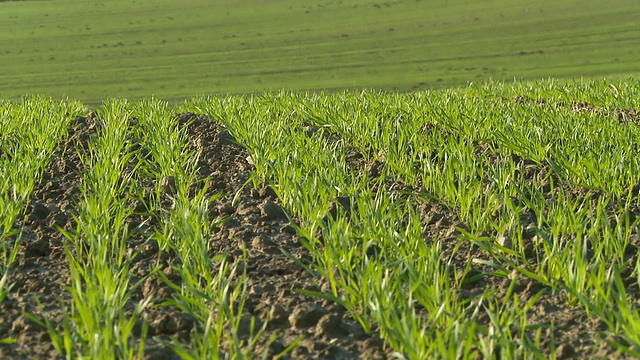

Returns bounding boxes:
[1,0,639,103]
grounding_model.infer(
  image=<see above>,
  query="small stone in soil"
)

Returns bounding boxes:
[218,130,236,144]
[305,125,321,137]
[555,343,575,359]
[219,204,236,215]
[289,304,326,328]
[25,238,50,257]
[237,315,263,338]
[327,196,354,220]
[259,185,277,199]
[250,284,266,296]
[161,176,177,196]
[266,340,286,358]
[260,199,286,219]
[252,235,274,252]
[280,224,297,234]
[322,345,352,359]
[497,234,512,249]
[336,196,352,212]
[50,211,68,228]
[31,202,50,220]
[315,313,342,338]
[291,345,310,358]
[269,304,289,325]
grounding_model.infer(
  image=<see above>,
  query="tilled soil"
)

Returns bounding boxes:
[0,113,388,359]
[341,129,631,359]
[1,106,637,359]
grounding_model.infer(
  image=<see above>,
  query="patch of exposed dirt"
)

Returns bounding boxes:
[507,95,640,124]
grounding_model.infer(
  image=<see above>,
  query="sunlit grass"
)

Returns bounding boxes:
[3,78,640,358]
[184,78,640,357]
[0,96,85,344]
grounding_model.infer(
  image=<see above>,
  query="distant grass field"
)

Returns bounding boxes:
[1,0,639,103]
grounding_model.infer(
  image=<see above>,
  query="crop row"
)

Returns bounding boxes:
[184,79,640,358]
[2,79,640,358]
[0,97,85,316]
[1,99,292,358]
